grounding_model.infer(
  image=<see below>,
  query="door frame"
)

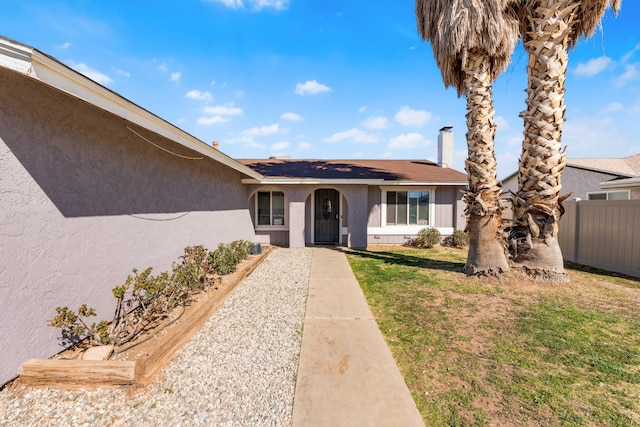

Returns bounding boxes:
[310,188,342,245]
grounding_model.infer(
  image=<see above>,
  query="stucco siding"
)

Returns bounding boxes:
[502,166,621,201]
[367,186,381,228]
[0,69,255,385]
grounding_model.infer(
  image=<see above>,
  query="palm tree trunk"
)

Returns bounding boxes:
[510,0,577,282]
[462,49,509,276]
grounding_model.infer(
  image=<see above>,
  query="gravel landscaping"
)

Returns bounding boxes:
[0,247,312,427]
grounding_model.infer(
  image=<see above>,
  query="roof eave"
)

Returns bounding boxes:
[241,178,467,186]
[599,178,640,189]
[0,37,263,181]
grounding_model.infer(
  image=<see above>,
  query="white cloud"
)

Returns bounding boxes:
[601,102,623,113]
[112,67,130,77]
[575,56,612,77]
[615,63,639,88]
[204,104,243,115]
[295,80,332,95]
[185,90,213,102]
[170,72,181,82]
[281,112,304,121]
[242,123,282,137]
[271,141,290,151]
[378,151,393,159]
[197,116,229,125]
[205,0,289,10]
[67,61,112,85]
[494,115,509,130]
[358,106,368,113]
[157,63,168,72]
[388,133,430,150]
[362,116,390,130]
[394,106,432,127]
[297,142,312,150]
[324,128,378,144]
[621,43,640,64]
[55,42,71,49]
[234,89,246,97]
[353,151,364,158]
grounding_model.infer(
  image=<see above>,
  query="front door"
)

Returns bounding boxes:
[314,189,340,244]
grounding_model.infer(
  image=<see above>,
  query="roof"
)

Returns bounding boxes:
[568,155,640,177]
[0,35,262,181]
[238,158,467,185]
[501,154,640,183]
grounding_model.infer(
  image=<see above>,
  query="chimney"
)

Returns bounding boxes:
[213,141,219,150]
[437,126,454,169]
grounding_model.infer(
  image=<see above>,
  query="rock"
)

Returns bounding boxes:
[82,345,114,361]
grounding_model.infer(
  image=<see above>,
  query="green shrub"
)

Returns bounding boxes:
[414,227,441,248]
[49,240,251,350]
[446,230,470,247]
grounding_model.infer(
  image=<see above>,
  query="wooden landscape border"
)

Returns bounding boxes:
[18,246,273,389]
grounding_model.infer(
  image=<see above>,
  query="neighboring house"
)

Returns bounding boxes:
[0,36,466,385]
[501,154,640,201]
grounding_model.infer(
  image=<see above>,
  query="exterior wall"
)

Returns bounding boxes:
[0,69,255,385]
[367,186,381,228]
[434,187,457,228]
[502,167,621,201]
[366,185,465,245]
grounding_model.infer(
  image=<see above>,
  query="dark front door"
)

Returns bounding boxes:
[314,189,340,244]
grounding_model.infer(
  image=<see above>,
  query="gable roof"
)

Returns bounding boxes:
[501,154,640,183]
[567,155,640,177]
[0,35,262,180]
[238,158,467,185]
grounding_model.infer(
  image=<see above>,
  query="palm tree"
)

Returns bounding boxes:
[416,0,519,275]
[508,0,621,281]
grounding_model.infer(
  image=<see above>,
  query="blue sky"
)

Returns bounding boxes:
[1,1,639,179]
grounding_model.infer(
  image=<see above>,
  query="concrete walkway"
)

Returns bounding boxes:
[292,247,424,427]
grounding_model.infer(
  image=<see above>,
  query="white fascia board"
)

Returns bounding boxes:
[599,178,640,189]
[0,38,263,181]
[380,180,466,186]
[241,178,467,186]
[241,178,385,185]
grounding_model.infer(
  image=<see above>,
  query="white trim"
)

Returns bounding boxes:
[368,226,454,236]
[254,190,289,230]
[586,189,631,200]
[309,189,342,245]
[241,178,466,186]
[0,38,263,180]
[380,186,436,228]
[599,179,640,189]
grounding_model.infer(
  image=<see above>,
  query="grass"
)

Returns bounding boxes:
[346,247,640,427]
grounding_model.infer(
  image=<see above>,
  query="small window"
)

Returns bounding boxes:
[588,191,629,201]
[257,191,285,226]
[386,190,430,225]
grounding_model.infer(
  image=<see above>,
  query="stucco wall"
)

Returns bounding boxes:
[0,69,255,385]
[502,167,620,201]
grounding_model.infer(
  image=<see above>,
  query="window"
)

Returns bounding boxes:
[587,191,630,201]
[386,191,430,225]
[257,191,285,226]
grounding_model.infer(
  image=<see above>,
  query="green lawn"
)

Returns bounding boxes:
[346,247,640,426]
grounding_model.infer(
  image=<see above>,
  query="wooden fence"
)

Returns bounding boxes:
[502,199,640,278]
[558,200,640,278]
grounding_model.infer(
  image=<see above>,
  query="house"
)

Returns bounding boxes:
[239,152,467,248]
[0,36,466,385]
[501,154,640,201]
